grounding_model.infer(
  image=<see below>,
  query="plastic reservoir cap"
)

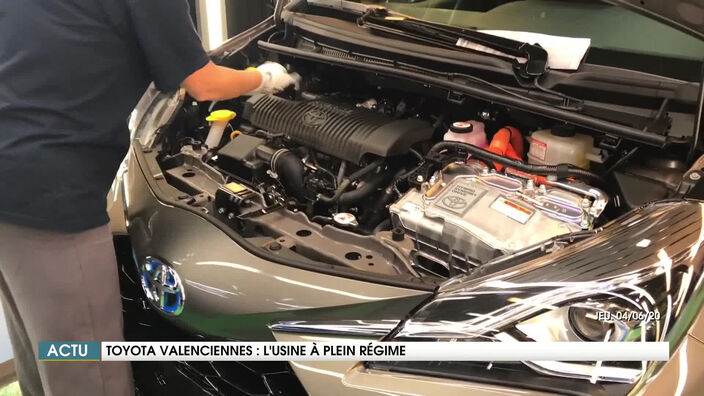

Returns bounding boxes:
[206,110,237,123]
[450,121,474,133]
[551,123,576,137]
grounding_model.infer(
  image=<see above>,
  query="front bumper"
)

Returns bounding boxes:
[122,142,430,340]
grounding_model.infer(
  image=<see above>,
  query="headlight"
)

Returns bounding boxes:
[114,88,183,208]
[567,305,632,342]
[129,86,184,147]
[388,201,704,385]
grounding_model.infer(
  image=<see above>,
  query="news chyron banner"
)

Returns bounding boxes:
[39,341,669,362]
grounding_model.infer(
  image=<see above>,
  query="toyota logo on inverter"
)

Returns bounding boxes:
[442,196,468,210]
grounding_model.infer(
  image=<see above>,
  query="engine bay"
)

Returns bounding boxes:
[149,44,697,283]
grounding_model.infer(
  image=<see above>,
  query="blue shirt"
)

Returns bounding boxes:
[0,0,209,231]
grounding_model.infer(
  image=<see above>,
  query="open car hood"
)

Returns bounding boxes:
[603,0,704,39]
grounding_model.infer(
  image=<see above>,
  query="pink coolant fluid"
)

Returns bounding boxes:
[443,120,488,148]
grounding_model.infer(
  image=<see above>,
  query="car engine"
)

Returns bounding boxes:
[155,62,686,281]
[243,94,434,163]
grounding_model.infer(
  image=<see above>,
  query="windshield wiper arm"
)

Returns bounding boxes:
[358,8,548,82]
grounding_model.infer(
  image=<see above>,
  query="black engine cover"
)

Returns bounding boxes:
[242,95,433,163]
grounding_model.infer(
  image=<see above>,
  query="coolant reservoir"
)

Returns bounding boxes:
[528,125,596,168]
[444,121,488,148]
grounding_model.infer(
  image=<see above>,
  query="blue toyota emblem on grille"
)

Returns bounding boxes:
[139,257,185,316]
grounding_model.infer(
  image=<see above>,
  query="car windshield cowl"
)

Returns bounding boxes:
[324,0,704,82]
[357,7,549,82]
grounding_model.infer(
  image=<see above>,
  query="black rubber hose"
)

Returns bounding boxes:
[338,170,391,206]
[317,158,384,203]
[348,158,384,181]
[428,141,600,180]
[363,184,397,228]
[364,167,407,227]
[271,149,307,201]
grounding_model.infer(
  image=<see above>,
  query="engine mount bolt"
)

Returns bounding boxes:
[690,172,701,181]
[392,228,405,241]
[269,242,282,251]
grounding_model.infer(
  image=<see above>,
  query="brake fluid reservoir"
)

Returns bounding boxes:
[528,125,595,168]
[444,121,488,148]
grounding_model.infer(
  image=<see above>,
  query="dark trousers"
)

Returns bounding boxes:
[0,222,133,396]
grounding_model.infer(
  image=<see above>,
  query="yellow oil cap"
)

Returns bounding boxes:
[206,110,237,123]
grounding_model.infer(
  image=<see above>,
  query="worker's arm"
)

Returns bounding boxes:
[182,61,262,101]
[183,61,299,101]
[125,0,297,100]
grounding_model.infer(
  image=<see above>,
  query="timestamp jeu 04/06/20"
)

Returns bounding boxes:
[595,310,661,322]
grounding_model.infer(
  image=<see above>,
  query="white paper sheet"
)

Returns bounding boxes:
[457,30,591,70]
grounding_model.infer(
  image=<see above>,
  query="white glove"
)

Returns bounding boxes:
[249,62,300,94]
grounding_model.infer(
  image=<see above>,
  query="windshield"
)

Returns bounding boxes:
[355,0,704,76]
